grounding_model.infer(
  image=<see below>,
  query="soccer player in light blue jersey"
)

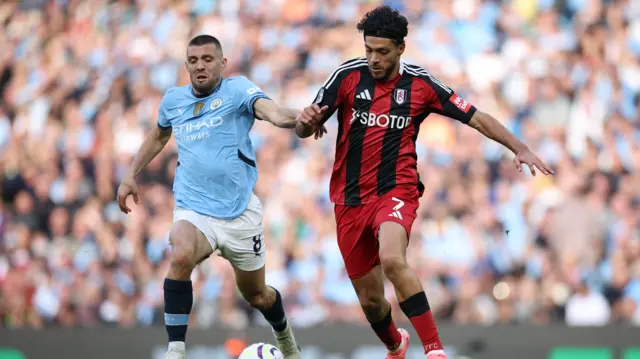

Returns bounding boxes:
[117,35,322,359]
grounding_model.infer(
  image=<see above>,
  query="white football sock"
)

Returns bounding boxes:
[168,341,185,351]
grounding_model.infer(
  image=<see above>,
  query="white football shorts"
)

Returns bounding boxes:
[172,193,266,272]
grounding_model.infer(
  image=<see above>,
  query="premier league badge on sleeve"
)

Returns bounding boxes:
[314,87,325,104]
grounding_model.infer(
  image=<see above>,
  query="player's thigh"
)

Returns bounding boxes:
[171,208,216,264]
[232,264,267,300]
[222,237,267,300]
[221,232,266,279]
[372,190,419,262]
[334,203,380,280]
[215,194,266,274]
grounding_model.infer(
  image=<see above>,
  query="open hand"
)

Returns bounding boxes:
[514,148,554,176]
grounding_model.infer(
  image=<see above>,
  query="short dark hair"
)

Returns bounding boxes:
[187,34,223,55]
[356,5,409,45]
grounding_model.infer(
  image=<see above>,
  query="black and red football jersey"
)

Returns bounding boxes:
[313,57,477,206]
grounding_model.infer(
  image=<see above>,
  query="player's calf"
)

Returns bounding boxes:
[352,267,403,351]
[359,291,389,321]
[164,220,213,356]
[233,265,300,359]
[241,285,288,332]
[399,291,443,354]
[378,222,443,355]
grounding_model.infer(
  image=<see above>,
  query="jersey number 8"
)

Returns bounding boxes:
[252,235,262,253]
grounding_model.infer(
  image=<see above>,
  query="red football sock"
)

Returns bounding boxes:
[400,292,443,353]
[369,309,402,349]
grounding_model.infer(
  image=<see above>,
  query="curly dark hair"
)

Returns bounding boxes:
[356,5,409,45]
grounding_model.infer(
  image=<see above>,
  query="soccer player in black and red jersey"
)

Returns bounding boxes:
[295,5,554,359]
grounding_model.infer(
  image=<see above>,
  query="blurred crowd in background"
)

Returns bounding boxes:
[1,0,639,330]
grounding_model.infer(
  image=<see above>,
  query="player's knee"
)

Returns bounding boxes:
[168,221,204,271]
[168,243,198,277]
[380,254,409,282]
[169,248,196,270]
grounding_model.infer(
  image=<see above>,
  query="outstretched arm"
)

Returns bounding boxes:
[467,111,526,155]
[253,98,300,128]
[126,126,172,178]
[118,125,172,213]
[411,65,554,177]
[468,111,554,176]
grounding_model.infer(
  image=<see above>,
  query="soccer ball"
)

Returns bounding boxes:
[238,343,284,359]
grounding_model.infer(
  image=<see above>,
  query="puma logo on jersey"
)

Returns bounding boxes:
[388,197,404,220]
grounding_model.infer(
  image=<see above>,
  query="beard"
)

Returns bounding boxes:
[369,65,394,81]
[191,78,216,95]
[190,72,221,96]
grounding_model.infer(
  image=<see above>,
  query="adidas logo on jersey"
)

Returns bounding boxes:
[356,89,372,100]
[388,197,404,220]
[389,211,403,220]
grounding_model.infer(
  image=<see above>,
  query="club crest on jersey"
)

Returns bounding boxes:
[210,98,223,110]
[193,102,205,116]
[394,89,407,104]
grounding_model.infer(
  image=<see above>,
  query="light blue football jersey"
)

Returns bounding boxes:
[157,76,269,219]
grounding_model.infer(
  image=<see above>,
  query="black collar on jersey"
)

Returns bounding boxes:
[363,29,405,44]
[191,77,223,98]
